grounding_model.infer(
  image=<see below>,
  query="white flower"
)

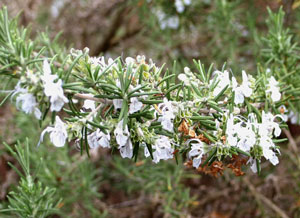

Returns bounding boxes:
[113,99,123,110]
[236,126,256,152]
[38,116,68,147]
[188,139,205,168]
[266,76,281,102]
[125,57,135,66]
[231,71,253,105]
[175,0,191,13]
[83,99,96,111]
[259,135,279,166]
[13,83,41,119]
[89,56,106,67]
[178,67,200,87]
[226,114,256,152]
[25,70,39,84]
[136,55,146,64]
[226,114,238,146]
[248,111,281,165]
[41,60,58,83]
[114,119,133,158]
[147,136,174,163]
[260,111,282,137]
[167,16,180,29]
[114,119,129,147]
[119,139,133,159]
[233,107,241,114]
[240,71,253,97]
[158,98,175,132]
[87,129,110,149]
[232,77,244,104]
[211,70,230,97]
[129,97,143,114]
[184,0,191,5]
[175,0,185,13]
[178,73,190,86]
[42,60,68,112]
[16,91,41,119]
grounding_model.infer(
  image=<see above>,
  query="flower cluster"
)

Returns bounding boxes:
[3,48,296,175]
[12,60,69,119]
[225,112,281,172]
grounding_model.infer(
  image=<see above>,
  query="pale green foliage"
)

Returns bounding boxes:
[262,7,300,116]
[1,140,59,218]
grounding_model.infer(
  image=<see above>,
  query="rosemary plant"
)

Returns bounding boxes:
[0,5,299,177]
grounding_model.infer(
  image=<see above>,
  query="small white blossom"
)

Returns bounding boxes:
[114,119,133,158]
[236,125,256,152]
[240,71,253,97]
[241,112,281,166]
[38,116,68,147]
[25,70,39,84]
[232,71,253,104]
[42,60,68,112]
[175,0,185,13]
[178,67,200,87]
[266,76,281,102]
[16,91,41,119]
[259,135,279,166]
[225,114,238,146]
[211,70,230,97]
[175,0,191,13]
[129,97,143,114]
[225,114,256,153]
[113,99,123,110]
[83,99,96,111]
[119,139,133,159]
[89,56,106,67]
[259,111,282,137]
[188,139,205,168]
[87,129,110,149]
[114,119,129,147]
[158,98,175,132]
[13,83,41,119]
[145,136,174,163]
[178,73,189,85]
[166,16,180,29]
[233,107,241,114]
[41,60,58,82]
[125,57,135,66]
